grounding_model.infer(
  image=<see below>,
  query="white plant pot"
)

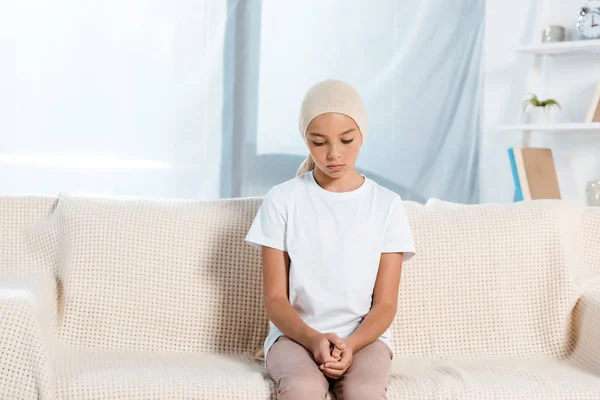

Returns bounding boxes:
[523,107,557,124]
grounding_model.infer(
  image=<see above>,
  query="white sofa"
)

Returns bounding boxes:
[1,193,600,400]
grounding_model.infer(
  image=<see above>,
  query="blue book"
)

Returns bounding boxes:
[507,148,523,202]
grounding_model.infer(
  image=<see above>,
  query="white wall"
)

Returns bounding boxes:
[482,0,600,204]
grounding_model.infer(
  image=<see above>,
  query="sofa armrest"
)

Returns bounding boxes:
[567,290,600,375]
[0,274,57,400]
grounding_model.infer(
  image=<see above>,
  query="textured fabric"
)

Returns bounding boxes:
[38,194,268,354]
[581,208,600,290]
[0,275,58,400]
[1,195,600,399]
[391,200,584,360]
[245,170,415,360]
[387,358,600,399]
[52,349,274,400]
[0,195,58,276]
[296,79,368,176]
[266,336,392,400]
[566,290,600,375]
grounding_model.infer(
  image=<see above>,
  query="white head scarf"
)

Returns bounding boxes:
[296,79,368,176]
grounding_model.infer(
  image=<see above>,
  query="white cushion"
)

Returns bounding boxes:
[39,194,267,354]
[51,349,600,400]
[581,207,600,291]
[52,349,274,400]
[0,196,57,276]
[388,358,600,399]
[391,200,585,359]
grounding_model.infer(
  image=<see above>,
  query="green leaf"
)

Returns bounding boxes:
[522,93,561,111]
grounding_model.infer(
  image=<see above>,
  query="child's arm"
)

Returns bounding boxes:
[345,252,403,353]
[321,252,403,379]
[262,246,343,364]
[323,251,403,379]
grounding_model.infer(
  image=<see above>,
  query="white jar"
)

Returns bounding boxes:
[586,180,600,206]
[524,106,556,124]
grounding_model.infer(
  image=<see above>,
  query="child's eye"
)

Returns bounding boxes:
[342,139,354,144]
[312,142,326,147]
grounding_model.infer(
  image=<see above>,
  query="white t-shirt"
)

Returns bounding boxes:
[245,170,416,360]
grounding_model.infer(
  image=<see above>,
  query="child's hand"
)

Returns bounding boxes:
[320,345,354,380]
[308,333,345,365]
[331,343,343,359]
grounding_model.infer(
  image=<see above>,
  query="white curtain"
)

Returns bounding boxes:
[0,0,484,203]
[0,0,226,198]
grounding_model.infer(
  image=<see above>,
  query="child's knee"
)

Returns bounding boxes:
[336,381,387,400]
[276,372,329,399]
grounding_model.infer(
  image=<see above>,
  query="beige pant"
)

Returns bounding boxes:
[266,336,392,400]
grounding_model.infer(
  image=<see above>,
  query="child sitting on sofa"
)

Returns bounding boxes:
[245,79,416,400]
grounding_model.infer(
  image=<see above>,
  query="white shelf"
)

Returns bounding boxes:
[497,123,600,132]
[515,39,600,55]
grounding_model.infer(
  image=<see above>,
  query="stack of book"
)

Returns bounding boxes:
[507,147,561,202]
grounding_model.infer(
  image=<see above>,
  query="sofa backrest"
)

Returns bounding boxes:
[391,200,589,360]
[581,207,600,291]
[33,194,267,354]
[17,193,600,359]
[0,196,58,276]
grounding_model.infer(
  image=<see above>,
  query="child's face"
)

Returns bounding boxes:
[305,112,362,178]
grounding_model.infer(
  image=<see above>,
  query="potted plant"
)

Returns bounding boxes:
[522,93,561,124]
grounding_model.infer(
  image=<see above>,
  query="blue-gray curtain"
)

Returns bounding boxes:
[227,0,484,204]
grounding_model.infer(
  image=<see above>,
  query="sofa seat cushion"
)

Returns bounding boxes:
[52,347,342,399]
[51,347,600,399]
[389,358,600,399]
[52,348,275,400]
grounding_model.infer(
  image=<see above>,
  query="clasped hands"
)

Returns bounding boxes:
[309,332,354,379]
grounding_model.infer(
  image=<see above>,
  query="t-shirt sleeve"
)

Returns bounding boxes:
[381,195,416,261]
[245,187,287,252]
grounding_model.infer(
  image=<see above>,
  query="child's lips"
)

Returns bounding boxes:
[327,164,345,171]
